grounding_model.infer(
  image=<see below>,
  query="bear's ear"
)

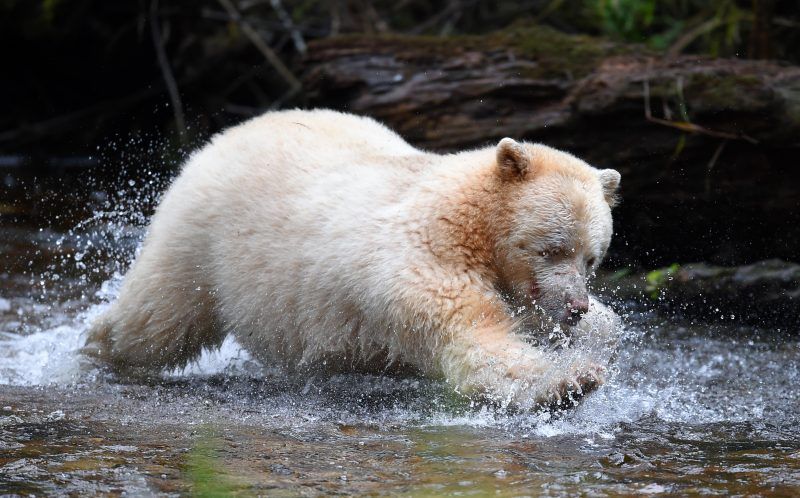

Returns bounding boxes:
[598,169,621,207]
[496,138,531,180]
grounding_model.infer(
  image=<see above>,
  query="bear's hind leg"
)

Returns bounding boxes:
[84,245,224,374]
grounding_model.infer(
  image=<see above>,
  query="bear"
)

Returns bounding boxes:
[85,109,622,410]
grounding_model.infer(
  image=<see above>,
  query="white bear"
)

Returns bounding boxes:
[86,109,622,409]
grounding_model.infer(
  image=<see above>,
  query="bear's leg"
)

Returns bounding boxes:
[432,303,604,409]
[84,240,224,373]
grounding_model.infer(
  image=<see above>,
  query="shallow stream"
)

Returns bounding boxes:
[1,191,799,496]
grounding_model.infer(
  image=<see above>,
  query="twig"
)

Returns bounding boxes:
[408,0,478,35]
[268,87,300,110]
[667,18,722,58]
[661,98,673,121]
[772,16,800,28]
[439,0,462,36]
[705,140,728,195]
[363,0,389,33]
[217,0,301,99]
[200,8,329,37]
[674,77,689,122]
[270,0,306,54]
[329,0,341,37]
[533,0,566,24]
[643,79,758,144]
[149,0,187,141]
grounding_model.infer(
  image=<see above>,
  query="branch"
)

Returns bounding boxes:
[217,0,301,99]
[667,18,722,58]
[705,139,728,195]
[643,79,758,144]
[408,0,478,35]
[149,0,187,140]
[270,0,307,54]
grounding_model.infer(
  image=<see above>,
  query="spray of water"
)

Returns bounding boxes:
[1,166,797,438]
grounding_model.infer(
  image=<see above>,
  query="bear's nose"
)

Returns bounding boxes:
[569,298,590,316]
[563,298,589,325]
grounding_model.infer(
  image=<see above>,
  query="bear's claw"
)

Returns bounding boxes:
[547,363,605,410]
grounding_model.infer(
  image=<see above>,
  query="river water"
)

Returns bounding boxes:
[1,185,799,496]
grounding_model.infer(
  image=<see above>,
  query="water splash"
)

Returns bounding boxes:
[1,183,798,439]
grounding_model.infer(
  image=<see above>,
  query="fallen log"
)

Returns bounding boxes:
[595,260,800,328]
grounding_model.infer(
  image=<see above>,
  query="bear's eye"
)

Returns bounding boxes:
[539,249,556,258]
[587,257,596,268]
[540,248,568,259]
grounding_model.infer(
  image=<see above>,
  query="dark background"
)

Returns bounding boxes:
[2,0,799,269]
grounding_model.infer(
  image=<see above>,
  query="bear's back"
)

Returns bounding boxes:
[222,109,419,159]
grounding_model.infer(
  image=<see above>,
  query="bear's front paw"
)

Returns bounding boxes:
[545,362,605,410]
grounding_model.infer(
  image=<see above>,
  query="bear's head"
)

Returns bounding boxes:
[493,138,620,326]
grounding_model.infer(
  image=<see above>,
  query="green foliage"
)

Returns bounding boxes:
[41,0,61,25]
[596,0,656,42]
[607,267,632,281]
[645,263,681,299]
[592,0,749,56]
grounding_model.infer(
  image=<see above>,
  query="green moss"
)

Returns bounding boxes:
[317,22,642,80]
[499,23,634,77]
[184,429,240,498]
[683,72,767,111]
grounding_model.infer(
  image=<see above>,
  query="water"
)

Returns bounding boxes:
[2,188,799,496]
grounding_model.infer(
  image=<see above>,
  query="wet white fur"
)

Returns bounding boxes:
[87,109,621,409]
